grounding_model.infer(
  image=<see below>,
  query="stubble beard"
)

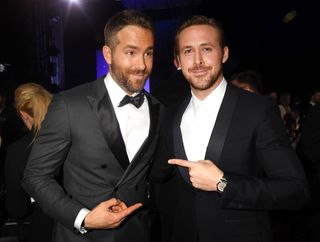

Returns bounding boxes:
[110,63,149,94]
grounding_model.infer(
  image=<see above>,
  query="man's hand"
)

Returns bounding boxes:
[84,198,142,229]
[168,159,224,191]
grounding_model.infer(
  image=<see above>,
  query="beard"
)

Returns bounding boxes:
[109,61,150,94]
[186,65,222,91]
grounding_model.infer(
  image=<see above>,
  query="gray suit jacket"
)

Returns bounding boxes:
[22,78,164,242]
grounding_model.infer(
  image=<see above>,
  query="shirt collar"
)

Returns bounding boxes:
[104,73,141,108]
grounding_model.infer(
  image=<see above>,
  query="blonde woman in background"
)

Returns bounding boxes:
[4,83,53,242]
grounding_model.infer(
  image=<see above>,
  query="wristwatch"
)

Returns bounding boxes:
[216,176,228,193]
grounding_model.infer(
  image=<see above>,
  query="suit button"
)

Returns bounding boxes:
[135,185,139,191]
[114,187,118,192]
[100,164,107,169]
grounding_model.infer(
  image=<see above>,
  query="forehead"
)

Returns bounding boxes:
[116,25,154,47]
[178,24,220,47]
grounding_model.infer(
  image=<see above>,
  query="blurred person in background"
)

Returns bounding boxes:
[4,83,53,242]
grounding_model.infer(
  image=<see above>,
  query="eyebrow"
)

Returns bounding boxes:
[124,45,154,51]
[181,42,213,51]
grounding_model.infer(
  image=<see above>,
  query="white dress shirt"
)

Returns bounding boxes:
[74,74,150,232]
[105,74,150,162]
[181,79,227,161]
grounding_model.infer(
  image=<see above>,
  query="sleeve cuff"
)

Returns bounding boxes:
[74,208,90,232]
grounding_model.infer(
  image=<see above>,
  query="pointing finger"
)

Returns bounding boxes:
[117,203,143,219]
[168,159,195,168]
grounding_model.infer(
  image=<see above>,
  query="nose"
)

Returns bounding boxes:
[194,50,204,65]
[136,55,147,71]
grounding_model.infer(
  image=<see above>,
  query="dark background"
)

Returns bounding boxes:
[1,0,319,104]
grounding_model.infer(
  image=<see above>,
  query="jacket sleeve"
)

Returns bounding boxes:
[221,98,309,210]
[22,94,83,232]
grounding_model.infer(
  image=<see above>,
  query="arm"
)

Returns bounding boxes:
[221,98,309,210]
[22,94,81,230]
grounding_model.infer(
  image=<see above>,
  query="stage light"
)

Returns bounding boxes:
[68,0,79,4]
[0,64,5,73]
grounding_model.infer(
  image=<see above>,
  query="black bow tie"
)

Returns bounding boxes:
[118,90,145,108]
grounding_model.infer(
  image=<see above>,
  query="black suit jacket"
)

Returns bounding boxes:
[297,104,320,209]
[22,78,164,242]
[151,84,309,242]
[5,132,53,242]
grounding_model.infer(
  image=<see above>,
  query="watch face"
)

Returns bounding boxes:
[218,181,227,192]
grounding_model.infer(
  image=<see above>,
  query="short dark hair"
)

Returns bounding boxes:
[174,15,226,57]
[104,9,155,50]
[229,70,263,93]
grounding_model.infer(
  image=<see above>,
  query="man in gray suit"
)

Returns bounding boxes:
[22,9,164,242]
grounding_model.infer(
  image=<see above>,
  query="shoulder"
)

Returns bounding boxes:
[61,78,104,98]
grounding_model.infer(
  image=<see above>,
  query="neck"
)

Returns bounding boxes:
[191,77,223,101]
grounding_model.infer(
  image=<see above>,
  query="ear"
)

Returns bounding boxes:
[174,56,181,70]
[102,45,112,65]
[19,111,33,131]
[222,46,229,64]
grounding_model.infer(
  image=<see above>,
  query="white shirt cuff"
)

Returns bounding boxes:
[74,208,90,231]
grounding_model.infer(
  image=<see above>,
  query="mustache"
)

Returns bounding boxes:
[189,65,210,72]
[128,69,149,75]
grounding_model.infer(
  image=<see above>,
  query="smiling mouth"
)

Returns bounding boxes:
[192,69,208,76]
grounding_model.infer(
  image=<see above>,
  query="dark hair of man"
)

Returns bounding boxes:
[104,9,155,50]
[310,87,320,98]
[229,70,263,94]
[174,15,226,57]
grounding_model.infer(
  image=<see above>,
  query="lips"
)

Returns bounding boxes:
[191,68,208,76]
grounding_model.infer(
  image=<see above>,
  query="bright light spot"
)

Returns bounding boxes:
[68,0,79,3]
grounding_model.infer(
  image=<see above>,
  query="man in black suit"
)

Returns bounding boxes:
[22,10,164,242]
[296,104,320,242]
[151,15,309,242]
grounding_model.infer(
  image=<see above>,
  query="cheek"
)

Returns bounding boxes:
[146,59,153,70]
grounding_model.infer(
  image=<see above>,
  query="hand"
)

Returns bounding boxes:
[168,159,224,191]
[84,198,142,229]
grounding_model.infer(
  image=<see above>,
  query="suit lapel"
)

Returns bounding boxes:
[86,78,129,170]
[205,84,238,164]
[174,84,238,184]
[173,96,193,185]
[116,92,161,186]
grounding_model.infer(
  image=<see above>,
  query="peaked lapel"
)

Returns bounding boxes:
[116,92,161,186]
[205,84,238,164]
[174,84,238,184]
[86,78,129,170]
[173,95,193,185]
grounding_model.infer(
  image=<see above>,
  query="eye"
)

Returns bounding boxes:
[144,51,154,58]
[126,51,136,56]
[183,48,193,56]
[202,47,212,53]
